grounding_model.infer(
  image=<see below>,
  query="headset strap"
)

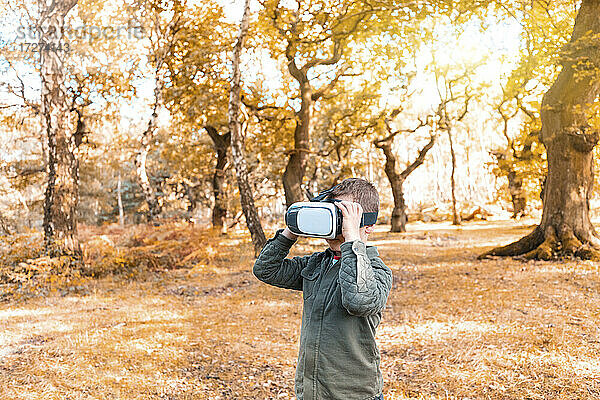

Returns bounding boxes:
[310,187,335,202]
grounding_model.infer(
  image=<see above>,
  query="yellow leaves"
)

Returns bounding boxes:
[0,237,88,301]
[113,257,128,264]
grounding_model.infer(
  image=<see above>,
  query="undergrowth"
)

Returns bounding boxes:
[0,223,221,301]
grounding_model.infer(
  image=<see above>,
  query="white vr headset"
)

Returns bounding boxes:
[285,185,378,239]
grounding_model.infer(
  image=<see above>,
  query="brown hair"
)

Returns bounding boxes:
[327,178,379,214]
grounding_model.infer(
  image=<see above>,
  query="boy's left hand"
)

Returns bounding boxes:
[335,201,362,242]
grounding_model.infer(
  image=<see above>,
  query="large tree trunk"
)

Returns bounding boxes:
[40,0,81,256]
[282,81,311,207]
[376,134,436,233]
[205,126,230,230]
[229,0,266,255]
[481,0,600,260]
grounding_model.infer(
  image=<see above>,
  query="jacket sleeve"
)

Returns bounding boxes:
[252,230,309,291]
[338,240,392,317]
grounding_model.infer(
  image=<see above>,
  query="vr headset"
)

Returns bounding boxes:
[285,185,378,239]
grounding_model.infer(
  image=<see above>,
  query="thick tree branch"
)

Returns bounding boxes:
[302,40,343,72]
[241,96,295,122]
[205,125,231,149]
[399,134,437,181]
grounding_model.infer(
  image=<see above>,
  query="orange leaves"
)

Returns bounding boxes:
[0,235,87,301]
[79,222,227,281]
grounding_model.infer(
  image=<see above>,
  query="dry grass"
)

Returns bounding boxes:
[1,220,599,399]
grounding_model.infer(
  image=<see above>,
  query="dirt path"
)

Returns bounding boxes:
[1,221,599,399]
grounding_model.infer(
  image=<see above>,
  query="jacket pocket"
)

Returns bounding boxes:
[300,267,320,300]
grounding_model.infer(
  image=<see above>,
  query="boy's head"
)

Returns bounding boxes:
[324,178,379,252]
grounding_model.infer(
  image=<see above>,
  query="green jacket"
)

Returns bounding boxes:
[253,230,393,400]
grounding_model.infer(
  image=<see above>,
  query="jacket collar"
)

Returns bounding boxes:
[324,243,380,258]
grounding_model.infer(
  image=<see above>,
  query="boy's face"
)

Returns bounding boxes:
[324,194,373,252]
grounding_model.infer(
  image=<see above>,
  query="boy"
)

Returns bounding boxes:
[253,178,393,400]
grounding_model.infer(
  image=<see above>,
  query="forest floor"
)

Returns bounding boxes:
[1,220,600,399]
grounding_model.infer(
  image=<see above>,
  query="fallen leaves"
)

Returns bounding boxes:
[0,220,599,399]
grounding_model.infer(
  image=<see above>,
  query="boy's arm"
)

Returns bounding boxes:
[338,240,392,317]
[333,200,392,317]
[253,228,307,290]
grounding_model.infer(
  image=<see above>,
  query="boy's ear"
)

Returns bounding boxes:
[364,225,375,234]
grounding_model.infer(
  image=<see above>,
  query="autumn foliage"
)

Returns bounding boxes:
[0,223,220,301]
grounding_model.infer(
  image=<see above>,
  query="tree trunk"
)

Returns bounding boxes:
[40,0,81,257]
[135,96,162,223]
[117,172,124,226]
[498,106,528,219]
[181,181,198,214]
[480,0,600,260]
[377,142,407,232]
[391,187,408,232]
[507,170,526,219]
[447,128,460,225]
[205,126,230,230]
[229,0,266,256]
[282,81,311,207]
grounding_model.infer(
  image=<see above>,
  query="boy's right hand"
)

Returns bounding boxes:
[282,227,298,241]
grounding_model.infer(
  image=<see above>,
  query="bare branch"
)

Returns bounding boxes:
[7,166,46,180]
[399,133,437,181]
[3,57,40,113]
[456,93,472,122]
[312,66,358,101]
[375,113,432,145]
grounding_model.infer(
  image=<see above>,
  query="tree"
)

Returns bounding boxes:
[491,90,542,219]
[230,0,266,255]
[433,68,474,226]
[162,1,237,228]
[481,0,600,260]
[38,0,82,256]
[261,0,398,207]
[374,112,436,232]
[489,0,574,219]
[1,0,146,231]
[134,0,183,222]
